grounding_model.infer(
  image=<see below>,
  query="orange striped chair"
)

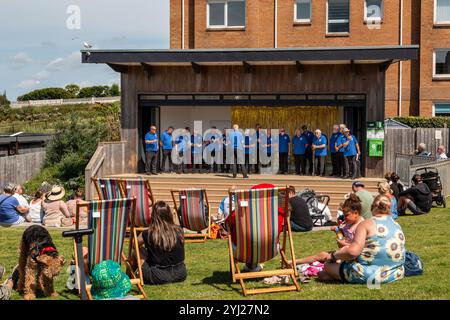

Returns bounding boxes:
[120,178,155,284]
[170,188,211,243]
[227,186,299,296]
[73,198,147,300]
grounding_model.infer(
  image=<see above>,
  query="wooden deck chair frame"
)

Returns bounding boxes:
[91,177,126,200]
[227,186,300,296]
[170,188,211,243]
[73,198,147,300]
[117,178,155,285]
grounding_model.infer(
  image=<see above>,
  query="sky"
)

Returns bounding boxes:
[0,0,170,101]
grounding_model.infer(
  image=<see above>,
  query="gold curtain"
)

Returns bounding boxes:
[231,106,341,139]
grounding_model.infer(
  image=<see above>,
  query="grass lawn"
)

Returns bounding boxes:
[1,207,449,300]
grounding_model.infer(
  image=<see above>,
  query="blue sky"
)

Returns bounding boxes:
[0,0,169,101]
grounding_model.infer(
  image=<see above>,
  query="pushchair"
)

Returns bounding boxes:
[415,167,446,208]
[298,188,331,226]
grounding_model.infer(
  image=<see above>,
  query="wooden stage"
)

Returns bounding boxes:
[111,173,382,220]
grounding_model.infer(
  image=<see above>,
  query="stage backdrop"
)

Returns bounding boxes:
[231,106,341,141]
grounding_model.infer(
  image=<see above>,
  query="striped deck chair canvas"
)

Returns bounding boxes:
[227,187,299,296]
[74,199,147,300]
[92,177,124,200]
[122,179,154,229]
[171,188,211,243]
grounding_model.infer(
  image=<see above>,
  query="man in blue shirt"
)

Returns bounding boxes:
[279,128,291,174]
[255,123,261,174]
[160,126,174,173]
[312,129,328,176]
[144,125,159,175]
[0,183,30,227]
[301,125,314,175]
[227,124,248,178]
[204,126,221,173]
[335,124,348,178]
[244,129,257,174]
[292,128,307,175]
[174,129,188,174]
[260,129,274,169]
[191,129,204,173]
[329,124,342,177]
[337,128,361,179]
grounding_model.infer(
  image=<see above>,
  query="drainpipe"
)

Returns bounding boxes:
[182,0,185,49]
[398,0,404,116]
[274,0,278,48]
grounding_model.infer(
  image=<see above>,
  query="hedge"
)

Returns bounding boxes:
[393,117,450,128]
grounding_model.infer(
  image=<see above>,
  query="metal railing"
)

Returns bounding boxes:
[10,96,120,109]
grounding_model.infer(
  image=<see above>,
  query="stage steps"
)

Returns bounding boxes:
[111,173,382,220]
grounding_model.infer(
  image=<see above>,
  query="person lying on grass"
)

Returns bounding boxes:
[290,193,364,265]
[317,195,406,284]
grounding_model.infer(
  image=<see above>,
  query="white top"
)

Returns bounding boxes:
[29,200,43,223]
[437,153,448,161]
[13,193,29,208]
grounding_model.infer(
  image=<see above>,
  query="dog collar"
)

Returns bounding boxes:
[31,245,58,262]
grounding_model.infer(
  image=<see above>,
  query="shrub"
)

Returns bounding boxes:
[393,117,450,128]
[17,87,72,101]
[77,85,110,98]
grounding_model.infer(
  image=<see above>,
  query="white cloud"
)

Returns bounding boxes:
[46,51,80,71]
[33,70,49,80]
[11,52,32,69]
[17,79,40,89]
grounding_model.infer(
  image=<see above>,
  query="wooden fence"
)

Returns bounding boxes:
[0,151,46,187]
[384,127,449,173]
[84,141,127,200]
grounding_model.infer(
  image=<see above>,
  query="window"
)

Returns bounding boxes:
[207,0,246,28]
[435,0,450,24]
[434,103,450,116]
[434,49,450,78]
[327,0,350,34]
[365,0,383,22]
[295,0,312,23]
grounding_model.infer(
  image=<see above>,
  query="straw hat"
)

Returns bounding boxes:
[46,186,65,201]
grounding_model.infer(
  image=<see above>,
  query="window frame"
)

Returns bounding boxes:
[434,0,450,25]
[294,0,312,24]
[326,0,350,36]
[433,49,450,80]
[206,0,246,30]
[433,102,450,116]
[364,0,384,23]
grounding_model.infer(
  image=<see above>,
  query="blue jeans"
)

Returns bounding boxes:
[291,221,311,232]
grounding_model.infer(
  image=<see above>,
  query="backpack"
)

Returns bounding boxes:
[404,251,424,277]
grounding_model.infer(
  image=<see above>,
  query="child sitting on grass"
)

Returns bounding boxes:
[291,194,364,265]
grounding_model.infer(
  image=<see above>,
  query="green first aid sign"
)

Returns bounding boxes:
[367,121,384,157]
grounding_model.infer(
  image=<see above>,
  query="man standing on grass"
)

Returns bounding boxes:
[145,125,159,175]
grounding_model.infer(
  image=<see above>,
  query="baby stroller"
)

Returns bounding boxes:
[415,167,446,208]
[298,188,331,226]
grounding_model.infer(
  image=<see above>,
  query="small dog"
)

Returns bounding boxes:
[17,225,65,300]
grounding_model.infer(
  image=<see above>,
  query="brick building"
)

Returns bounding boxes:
[170,0,450,117]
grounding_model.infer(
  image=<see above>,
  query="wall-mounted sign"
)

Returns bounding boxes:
[367,121,384,157]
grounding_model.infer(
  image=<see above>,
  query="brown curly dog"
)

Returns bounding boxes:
[17,225,65,300]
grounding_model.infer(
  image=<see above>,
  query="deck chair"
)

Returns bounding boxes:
[120,178,155,285]
[170,188,211,243]
[91,177,125,200]
[227,187,300,296]
[73,198,147,300]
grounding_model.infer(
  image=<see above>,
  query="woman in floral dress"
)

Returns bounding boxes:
[318,194,406,285]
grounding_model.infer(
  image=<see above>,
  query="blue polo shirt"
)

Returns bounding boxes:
[175,135,186,152]
[330,132,341,153]
[144,132,158,152]
[0,195,21,225]
[228,130,245,151]
[161,130,173,150]
[292,135,307,155]
[279,133,290,153]
[313,135,328,157]
[205,132,220,152]
[336,134,346,153]
[266,135,273,154]
[245,134,256,155]
[302,131,314,150]
[191,134,203,154]
[342,134,359,157]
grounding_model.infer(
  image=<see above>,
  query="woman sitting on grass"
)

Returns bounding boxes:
[318,195,406,284]
[130,201,187,285]
[291,194,364,265]
[378,181,398,220]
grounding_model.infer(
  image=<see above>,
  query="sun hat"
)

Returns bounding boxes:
[90,260,131,300]
[46,186,65,201]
